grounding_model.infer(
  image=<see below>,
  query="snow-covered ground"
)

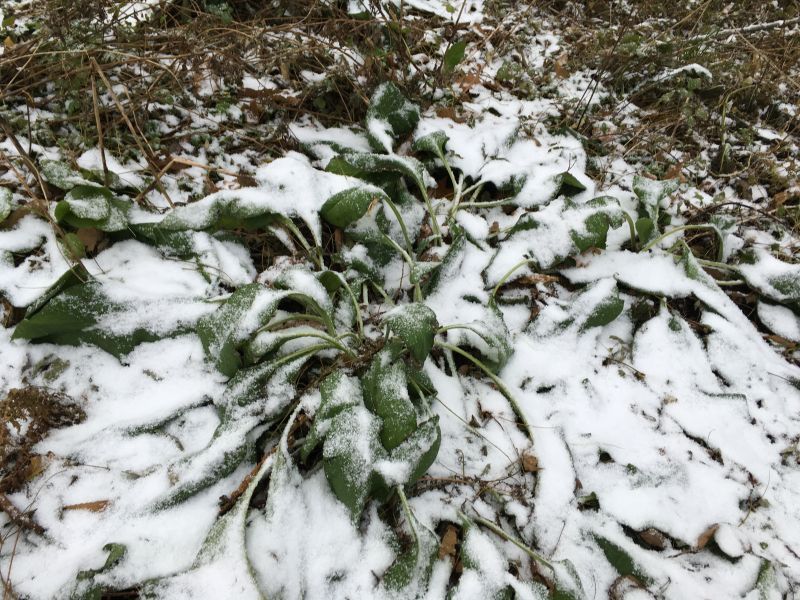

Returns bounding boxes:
[1,2,799,599]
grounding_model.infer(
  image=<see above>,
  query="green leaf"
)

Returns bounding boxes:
[323,405,385,521]
[54,185,129,232]
[365,82,420,152]
[582,293,624,330]
[198,284,258,376]
[384,302,438,363]
[0,187,11,223]
[635,217,655,245]
[387,416,441,483]
[633,176,678,242]
[320,186,386,228]
[556,172,588,197]
[443,40,467,73]
[411,131,448,156]
[12,281,184,357]
[383,519,438,592]
[444,306,513,374]
[302,372,363,460]
[326,153,426,191]
[61,232,86,260]
[40,159,91,190]
[594,535,652,585]
[77,543,126,581]
[362,354,418,451]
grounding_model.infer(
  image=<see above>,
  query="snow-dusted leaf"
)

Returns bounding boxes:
[555,171,588,197]
[633,175,678,242]
[382,518,438,593]
[72,542,127,598]
[411,130,448,156]
[323,405,385,521]
[326,152,426,191]
[40,159,93,190]
[736,249,800,312]
[12,281,191,357]
[54,185,130,232]
[594,535,652,586]
[0,187,11,222]
[320,186,386,228]
[443,40,467,73]
[302,372,362,460]
[197,284,280,377]
[384,416,441,484]
[384,302,439,363]
[362,348,418,450]
[366,82,420,152]
[444,305,513,373]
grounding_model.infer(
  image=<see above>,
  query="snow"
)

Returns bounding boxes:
[2,3,800,599]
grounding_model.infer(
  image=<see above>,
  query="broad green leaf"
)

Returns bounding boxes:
[386,416,441,484]
[320,187,386,228]
[159,194,283,233]
[326,153,426,191]
[443,40,467,73]
[635,217,655,245]
[197,284,276,377]
[76,543,126,581]
[411,131,448,156]
[365,82,420,152]
[444,306,513,374]
[72,542,127,599]
[555,171,588,197]
[633,175,678,242]
[382,519,438,593]
[384,302,438,363]
[564,279,625,331]
[362,354,417,451]
[736,249,800,312]
[0,187,11,223]
[61,232,86,260]
[302,372,363,460]
[568,196,624,253]
[323,405,385,521]
[40,159,92,190]
[594,534,652,585]
[54,185,130,232]
[12,281,186,357]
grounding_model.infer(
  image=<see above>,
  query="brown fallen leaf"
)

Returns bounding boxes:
[63,500,110,512]
[438,524,459,560]
[75,227,104,253]
[521,452,540,473]
[695,523,719,550]
[554,53,569,79]
[638,528,667,550]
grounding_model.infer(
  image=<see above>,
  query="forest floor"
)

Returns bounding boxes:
[1,1,800,598]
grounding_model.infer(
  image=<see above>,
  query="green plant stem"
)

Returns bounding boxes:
[490,258,535,299]
[457,510,553,571]
[263,314,327,331]
[262,331,356,359]
[269,342,340,371]
[436,148,459,199]
[621,211,638,250]
[283,219,323,269]
[381,233,422,301]
[435,341,534,443]
[396,486,420,544]
[641,224,724,260]
[414,179,443,240]
[341,278,365,339]
[382,196,415,256]
[696,257,739,272]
